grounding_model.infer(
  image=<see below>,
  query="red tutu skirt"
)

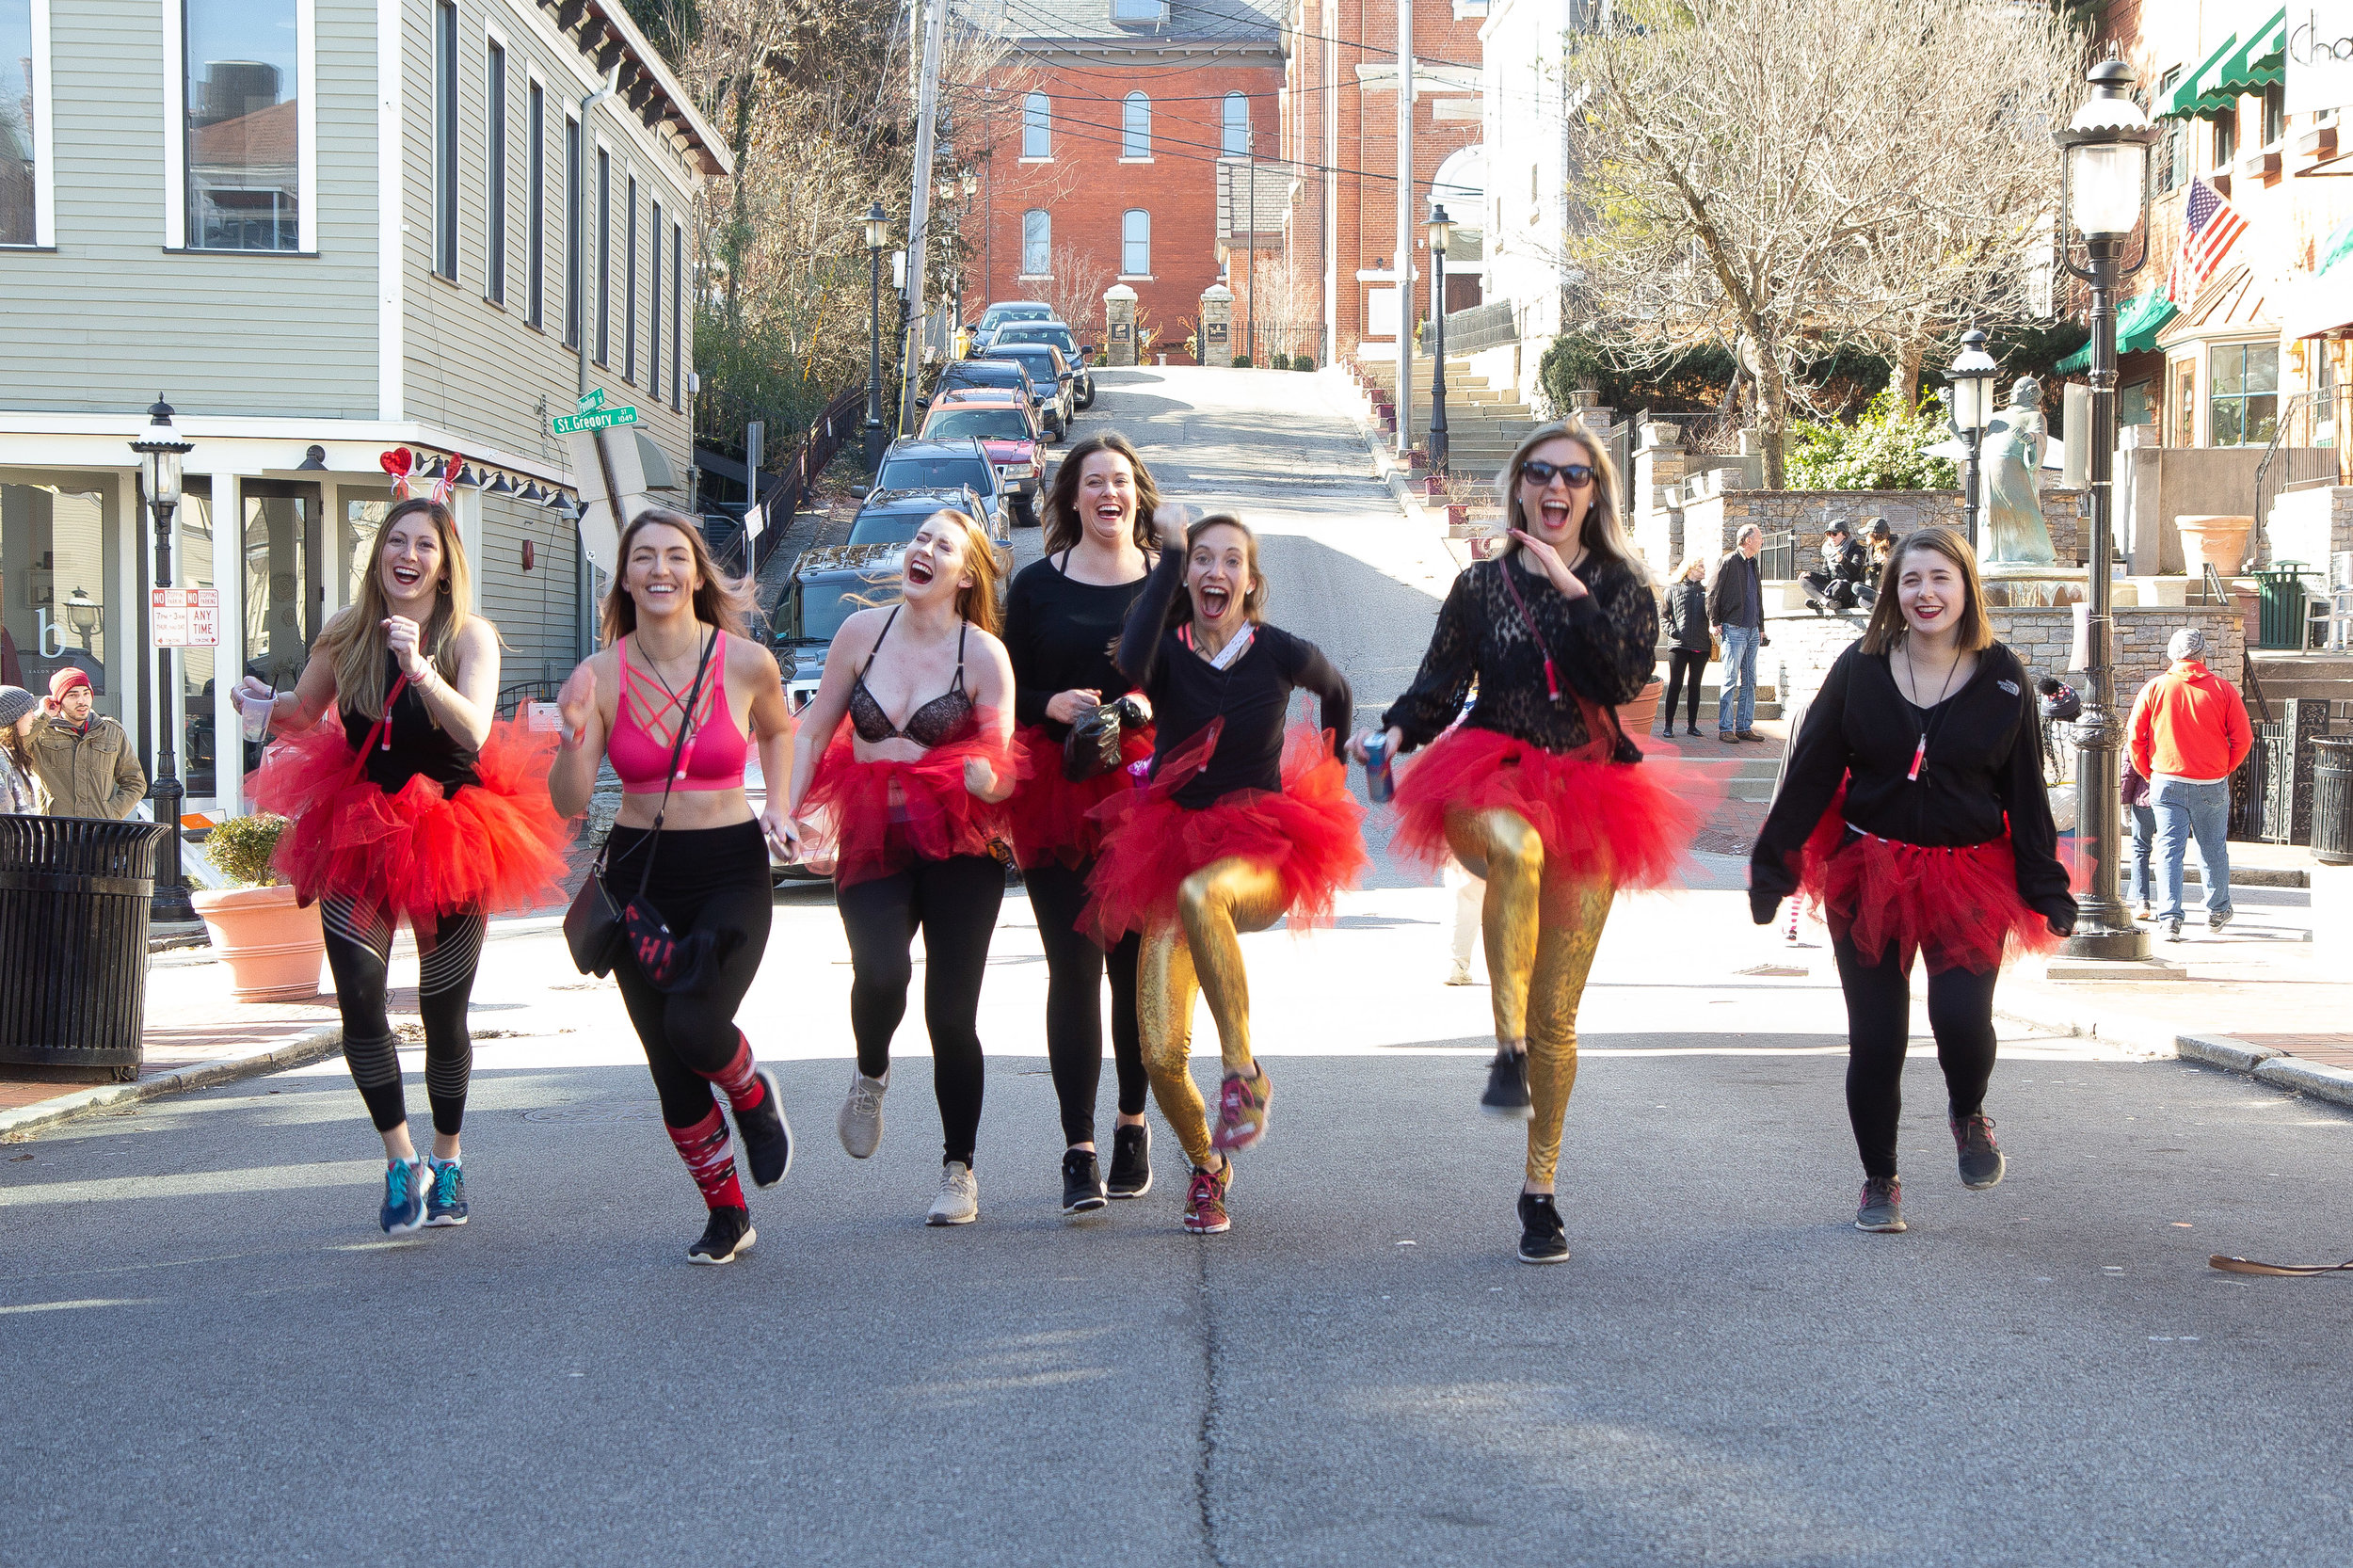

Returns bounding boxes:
[248,720,571,930]
[1390,726,1704,894]
[800,727,1013,889]
[1081,724,1368,943]
[1003,722,1157,870]
[1797,796,2061,975]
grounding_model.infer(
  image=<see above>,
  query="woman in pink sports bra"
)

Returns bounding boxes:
[549,509,799,1266]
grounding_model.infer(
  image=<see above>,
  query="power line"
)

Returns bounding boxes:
[969,0,1482,72]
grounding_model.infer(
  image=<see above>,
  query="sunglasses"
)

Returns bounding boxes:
[1519,459,1596,489]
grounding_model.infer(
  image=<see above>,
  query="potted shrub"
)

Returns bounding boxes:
[189,814,325,1001]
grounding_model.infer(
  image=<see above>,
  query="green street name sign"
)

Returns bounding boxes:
[553,404,638,435]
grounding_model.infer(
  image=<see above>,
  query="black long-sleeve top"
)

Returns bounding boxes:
[1115,546,1351,808]
[1004,552,1153,740]
[1662,579,1710,653]
[1748,639,2074,925]
[1380,550,1658,756]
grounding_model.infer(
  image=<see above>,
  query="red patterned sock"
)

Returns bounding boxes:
[699,1032,765,1113]
[665,1106,746,1210]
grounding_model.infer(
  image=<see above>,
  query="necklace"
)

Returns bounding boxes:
[1901,636,1963,783]
[634,629,706,702]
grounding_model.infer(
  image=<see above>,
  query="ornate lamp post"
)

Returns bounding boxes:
[2055,59,2158,963]
[1426,202,1453,475]
[862,201,891,469]
[128,396,196,923]
[1946,328,1999,549]
[64,586,100,654]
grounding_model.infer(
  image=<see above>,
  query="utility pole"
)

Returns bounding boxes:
[900,0,948,434]
[1322,0,1337,368]
[1395,0,1414,459]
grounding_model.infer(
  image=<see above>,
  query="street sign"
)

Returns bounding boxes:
[552,405,638,435]
[152,587,220,648]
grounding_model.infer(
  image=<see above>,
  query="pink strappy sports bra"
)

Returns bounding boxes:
[609,631,751,792]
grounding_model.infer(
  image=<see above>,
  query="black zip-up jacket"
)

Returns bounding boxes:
[1707,551,1763,630]
[1662,579,1710,652]
[1749,639,2075,928]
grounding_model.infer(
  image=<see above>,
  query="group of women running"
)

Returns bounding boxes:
[231,413,2075,1266]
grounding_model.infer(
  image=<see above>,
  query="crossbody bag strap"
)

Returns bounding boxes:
[630,628,719,900]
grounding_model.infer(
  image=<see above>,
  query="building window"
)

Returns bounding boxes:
[1,0,47,246]
[2120,380,2153,428]
[2210,342,2279,447]
[1023,91,1050,158]
[595,147,610,366]
[1122,92,1150,159]
[1222,91,1249,157]
[2316,352,2338,440]
[1,476,121,724]
[1121,207,1149,275]
[2153,69,2183,193]
[526,81,544,328]
[433,1,456,279]
[183,0,301,250]
[1021,209,1050,276]
[563,115,582,347]
[2214,107,2236,170]
[669,221,684,410]
[484,40,506,304]
[648,198,662,396]
[2262,82,2285,148]
[624,175,638,383]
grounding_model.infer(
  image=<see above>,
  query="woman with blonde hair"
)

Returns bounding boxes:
[551,508,799,1265]
[783,508,1017,1225]
[1660,551,1713,739]
[1355,421,1700,1265]
[1749,526,2074,1235]
[238,497,569,1235]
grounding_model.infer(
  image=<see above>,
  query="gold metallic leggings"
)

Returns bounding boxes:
[1138,856,1288,1167]
[1446,808,1613,1187]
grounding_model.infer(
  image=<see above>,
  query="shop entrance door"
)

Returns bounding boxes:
[239,479,324,779]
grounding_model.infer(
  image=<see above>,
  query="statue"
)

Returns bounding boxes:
[1978,376,2057,566]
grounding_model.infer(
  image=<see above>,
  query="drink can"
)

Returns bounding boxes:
[1363,733,1395,804]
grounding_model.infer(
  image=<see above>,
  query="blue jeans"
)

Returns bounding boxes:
[2152,776,2232,923]
[1717,624,1760,734]
[2125,803,2156,909]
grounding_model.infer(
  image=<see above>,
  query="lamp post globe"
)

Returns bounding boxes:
[1947,328,1999,549]
[127,395,197,923]
[1426,202,1453,475]
[862,201,891,470]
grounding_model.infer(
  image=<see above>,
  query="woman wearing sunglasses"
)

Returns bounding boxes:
[1354,424,1699,1266]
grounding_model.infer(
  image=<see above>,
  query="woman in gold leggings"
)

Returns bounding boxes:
[1357,423,1699,1264]
[1082,509,1365,1236]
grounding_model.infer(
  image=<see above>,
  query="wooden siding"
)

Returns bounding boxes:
[476,488,580,684]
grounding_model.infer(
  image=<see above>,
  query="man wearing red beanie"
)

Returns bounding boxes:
[29,665,146,819]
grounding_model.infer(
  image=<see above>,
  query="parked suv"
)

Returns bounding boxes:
[984,344,1077,435]
[992,320,1095,408]
[847,484,1008,547]
[872,438,1016,535]
[931,357,1054,440]
[968,299,1056,354]
[917,402,1044,527]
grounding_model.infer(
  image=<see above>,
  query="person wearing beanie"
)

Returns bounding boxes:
[0,685,45,814]
[2127,626,2252,941]
[27,666,145,819]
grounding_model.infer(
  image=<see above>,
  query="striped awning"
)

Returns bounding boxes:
[2160,10,2288,120]
[2057,292,2181,373]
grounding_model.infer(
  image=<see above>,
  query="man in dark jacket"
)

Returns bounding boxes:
[1802,521,1872,612]
[1707,525,1766,743]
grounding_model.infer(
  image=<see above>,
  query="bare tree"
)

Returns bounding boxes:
[1018,243,1114,337]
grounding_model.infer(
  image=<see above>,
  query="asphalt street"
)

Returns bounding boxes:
[4,370,2350,1567]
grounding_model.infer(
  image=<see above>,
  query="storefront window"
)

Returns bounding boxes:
[0,473,121,722]
[180,477,217,795]
[2209,343,2279,447]
[344,488,395,607]
[2120,381,2153,428]
[240,480,318,774]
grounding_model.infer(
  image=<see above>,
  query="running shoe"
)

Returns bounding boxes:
[734,1068,794,1189]
[1481,1046,1531,1118]
[1951,1114,2006,1190]
[424,1158,469,1227]
[2208,908,2233,933]
[838,1067,888,1160]
[1446,961,1475,986]
[1107,1122,1153,1199]
[1182,1161,1231,1235]
[1856,1176,1906,1233]
[688,1205,756,1264]
[1210,1066,1273,1154]
[928,1160,980,1225]
[379,1158,428,1235]
[1516,1192,1569,1264]
[2163,918,2184,943]
[1062,1147,1107,1215]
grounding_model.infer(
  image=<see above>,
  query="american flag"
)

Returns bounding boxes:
[2166,178,2248,305]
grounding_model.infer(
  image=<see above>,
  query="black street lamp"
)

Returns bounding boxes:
[1947,328,1998,549]
[1426,202,1453,475]
[64,586,100,653]
[2054,58,2158,964]
[128,395,196,923]
[862,201,891,470]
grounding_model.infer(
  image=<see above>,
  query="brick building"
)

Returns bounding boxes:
[961,0,1284,362]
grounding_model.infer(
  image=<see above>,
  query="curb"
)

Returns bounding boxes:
[1989,997,2181,1059]
[2177,1032,2353,1111]
[0,1023,344,1144]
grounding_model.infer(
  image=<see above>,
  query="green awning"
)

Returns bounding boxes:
[2056,292,2180,373]
[2162,34,2242,120]
[2215,8,2289,96]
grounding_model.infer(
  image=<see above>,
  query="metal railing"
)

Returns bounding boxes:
[494,680,560,719]
[1228,321,1321,368]
[2249,390,2342,568]
[721,386,865,576]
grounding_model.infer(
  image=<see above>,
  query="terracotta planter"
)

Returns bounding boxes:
[190,885,325,1002]
[2174,514,2253,580]
[1617,679,1665,736]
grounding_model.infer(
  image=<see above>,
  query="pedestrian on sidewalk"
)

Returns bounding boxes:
[240,499,571,1237]
[1801,520,1871,613]
[1001,433,1162,1214]
[1660,552,1711,738]
[1087,509,1364,1239]
[28,667,145,818]
[552,510,800,1264]
[1708,524,1768,744]
[1748,526,2076,1236]
[785,509,1016,1229]
[0,686,47,814]
[2121,748,2155,920]
[1358,423,1701,1265]
[2127,627,2253,943]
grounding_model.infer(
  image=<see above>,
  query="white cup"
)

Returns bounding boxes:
[238,680,275,743]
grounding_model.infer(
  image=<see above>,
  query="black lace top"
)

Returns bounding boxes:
[1381,551,1659,756]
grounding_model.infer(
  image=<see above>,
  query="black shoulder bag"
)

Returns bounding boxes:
[563,630,718,978]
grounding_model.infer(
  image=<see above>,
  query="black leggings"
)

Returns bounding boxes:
[1833,931,2000,1180]
[1661,648,1706,729]
[1025,858,1148,1146]
[608,822,775,1128]
[837,854,1005,1167]
[325,897,485,1138]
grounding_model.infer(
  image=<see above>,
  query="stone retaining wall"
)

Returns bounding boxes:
[1683,484,2087,571]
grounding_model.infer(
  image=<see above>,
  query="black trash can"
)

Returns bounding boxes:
[2313,738,2353,868]
[0,815,169,1080]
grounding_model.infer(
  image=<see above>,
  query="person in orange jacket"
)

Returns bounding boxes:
[2126,627,2253,942]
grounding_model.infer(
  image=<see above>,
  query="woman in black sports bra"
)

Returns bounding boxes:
[783,509,1018,1227]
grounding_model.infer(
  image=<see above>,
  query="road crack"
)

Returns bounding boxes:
[1193,1235,1232,1568]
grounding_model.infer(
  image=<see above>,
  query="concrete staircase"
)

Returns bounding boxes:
[1353,353,1537,475]
[2249,650,2353,707]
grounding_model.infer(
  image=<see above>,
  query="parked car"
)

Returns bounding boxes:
[984,344,1077,436]
[968,299,1056,354]
[916,403,1045,527]
[741,752,829,885]
[872,438,1017,535]
[932,357,1054,440]
[847,484,1008,548]
[992,319,1096,408]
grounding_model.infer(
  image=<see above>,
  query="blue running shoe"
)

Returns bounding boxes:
[425,1158,470,1226]
[380,1158,428,1235]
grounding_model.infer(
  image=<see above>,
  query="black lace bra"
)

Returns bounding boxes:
[848,606,976,747]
